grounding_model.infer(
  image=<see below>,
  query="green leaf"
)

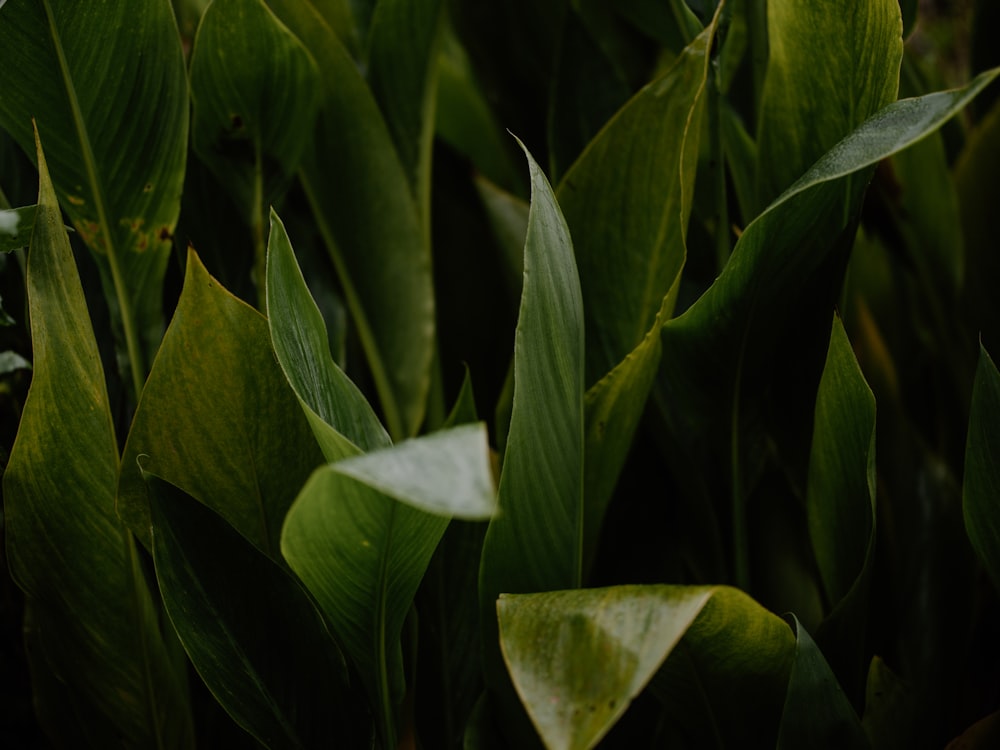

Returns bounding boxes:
[557,12,717,384]
[331,423,497,520]
[861,656,918,749]
[117,249,323,558]
[807,315,876,605]
[755,0,902,209]
[0,205,36,253]
[650,586,796,747]
[498,585,714,750]
[281,468,449,750]
[478,141,585,726]
[189,0,320,295]
[265,0,434,439]
[777,616,869,750]
[963,345,1000,594]
[3,130,191,748]
[0,0,189,396]
[146,471,360,749]
[265,208,391,459]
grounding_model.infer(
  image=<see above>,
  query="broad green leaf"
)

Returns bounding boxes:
[265,0,434,440]
[807,315,876,605]
[861,656,918,749]
[281,468,449,750]
[189,0,320,293]
[661,69,1000,502]
[650,586,796,747]
[117,249,323,558]
[963,345,1000,594]
[478,142,585,726]
[498,585,714,750]
[557,12,717,384]
[146,471,361,749]
[777,616,869,750]
[332,423,497,520]
[367,0,444,206]
[265,208,391,459]
[0,205,36,253]
[756,0,902,209]
[0,0,188,396]
[3,132,191,748]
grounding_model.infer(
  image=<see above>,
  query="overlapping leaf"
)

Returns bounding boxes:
[117,249,323,558]
[0,0,188,394]
[3,133,191,748]
[146,471,359,749]
[265,0,434,439]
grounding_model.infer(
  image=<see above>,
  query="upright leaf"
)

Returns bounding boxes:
[189,0,320,296]
[557,11,717,384]
[756,0,902,209]
[0,0,188,395]
[777,617,869,750]
[963,345,1000,594]
[478,141,585,734]
[146,472,361,749]
[3,132,191,748]
[265,0,434,439]
[808,315,877,606]
[117,250,323,559]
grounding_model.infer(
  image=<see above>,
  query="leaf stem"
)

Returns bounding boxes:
[252,144,266,312]
[42,0,146,400]
[375,503,398,750]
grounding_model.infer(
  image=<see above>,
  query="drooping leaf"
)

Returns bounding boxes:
[963,345,1000,594]
[0,205,36,253]
[557,11,718,384]
[189,0,320,242]
[777,616,869,750]
[265,0,434,440]
[755,0,902,210]
[331,423,497,520]
[117,249,323,559]
[0,0,189,395]
[498,585,714,750]
[146,470,361,749]
[3,131,192,748]
[478,141,585,730]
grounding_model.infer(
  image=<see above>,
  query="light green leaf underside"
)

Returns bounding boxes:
[500,584,796,750]
[117,249,323,559]
[0,0,189,388]
[3,132,191,748]
[331,422,497,519]
[963,345,1000,594]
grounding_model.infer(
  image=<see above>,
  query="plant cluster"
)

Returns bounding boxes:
[1,0,1000,748]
